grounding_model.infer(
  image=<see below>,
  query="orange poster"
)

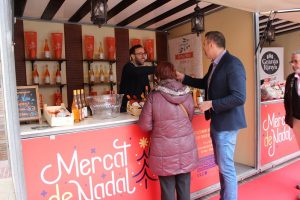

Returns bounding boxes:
[260,102,300,166]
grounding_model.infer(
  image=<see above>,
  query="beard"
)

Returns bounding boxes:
[135,59,145,66]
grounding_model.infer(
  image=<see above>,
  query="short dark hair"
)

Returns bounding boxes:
[156,61,176,80]
[129,44,143,55]
[205,31,226,48]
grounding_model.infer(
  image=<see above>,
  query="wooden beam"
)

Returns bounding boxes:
[14,0,27,17]
[117,0,171,27]
[276,27,300,36]
[69,0,91,22]
[115,28,129,91]
[137,0,195,29]
[41,0,65,20]
[275,23,300,32]
[157,4,222,31]
[259,21,293,32]
[108,0,137,21]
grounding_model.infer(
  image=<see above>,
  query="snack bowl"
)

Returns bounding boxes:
[86,94,124,119]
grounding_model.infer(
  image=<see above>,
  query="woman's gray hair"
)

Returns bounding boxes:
[292,50,300,55]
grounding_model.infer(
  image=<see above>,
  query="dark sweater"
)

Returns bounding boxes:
[284,73,300,128]
[119,62,155,112]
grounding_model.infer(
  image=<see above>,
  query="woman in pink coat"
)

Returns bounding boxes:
[138,61,199,200]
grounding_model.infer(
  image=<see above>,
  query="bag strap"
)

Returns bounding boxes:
[179,103,189,118]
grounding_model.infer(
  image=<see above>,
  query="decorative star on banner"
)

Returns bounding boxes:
[139,137,149,149]
[91,148,96,154]
[40,190,47,197]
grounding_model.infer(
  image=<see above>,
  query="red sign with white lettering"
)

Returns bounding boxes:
[22,115,218,199]
[260,102,300,166]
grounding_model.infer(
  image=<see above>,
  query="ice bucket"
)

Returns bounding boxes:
[86,94,124,119]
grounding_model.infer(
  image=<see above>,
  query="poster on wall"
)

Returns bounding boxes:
[259,47,284,82]
[22,115,218,199]
[168,33,203,78]
[260,102,300,166]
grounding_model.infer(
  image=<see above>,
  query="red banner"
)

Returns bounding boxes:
[191,115,219,192]
[260,102,300,166]
[175,52,193,60]
[22,115,218,199]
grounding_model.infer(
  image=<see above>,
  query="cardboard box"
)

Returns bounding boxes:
[43,104,74,126]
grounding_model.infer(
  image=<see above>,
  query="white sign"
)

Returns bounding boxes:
[259,47,284,82]
[168,34,203,78]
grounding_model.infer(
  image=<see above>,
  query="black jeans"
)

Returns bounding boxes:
[158,172,191,200]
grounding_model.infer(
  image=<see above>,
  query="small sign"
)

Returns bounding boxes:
[259,47,284,82]
[17,86,41,122]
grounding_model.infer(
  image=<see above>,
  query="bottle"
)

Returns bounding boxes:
[33,64,39,85]
[99,65,105,83]
[80,89,88,118]
[98,41,104,59]
[71,90,80,123]
[89,66,95,84]
[54,90,62,106]
[39,94,44,110]
[55,65,61,84]
[44,65,50,84]
[76,89,83,121]
[44,39,50,59]
[95,65,100,83]
[105,67,109,83]
[109,66,114,82]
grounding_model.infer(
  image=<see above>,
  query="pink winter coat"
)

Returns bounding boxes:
[138,79,199,176]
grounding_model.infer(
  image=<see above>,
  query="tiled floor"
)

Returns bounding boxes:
[0,161,15,200]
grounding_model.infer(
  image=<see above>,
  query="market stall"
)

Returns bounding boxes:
[1,0,300,199]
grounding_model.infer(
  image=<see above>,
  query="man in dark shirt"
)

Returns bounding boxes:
[119,44,155,112]
[284,50,300,200]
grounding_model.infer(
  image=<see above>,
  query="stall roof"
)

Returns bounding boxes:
[14,0,300,35]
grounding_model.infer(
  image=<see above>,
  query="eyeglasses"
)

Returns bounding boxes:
[135,52,147,56]
[289,60,300,64]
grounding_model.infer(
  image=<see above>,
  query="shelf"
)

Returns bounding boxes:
[25,58,66,62]
[26,58,66,71]
[83,59,116,64]
[84,82,116,86]
[29,84,67,88]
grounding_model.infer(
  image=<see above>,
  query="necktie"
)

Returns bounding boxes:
[207,62,217,100]
[295,73,300,96]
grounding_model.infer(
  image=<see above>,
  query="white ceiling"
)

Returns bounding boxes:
[207,0,300,13]
[19,0,300,33]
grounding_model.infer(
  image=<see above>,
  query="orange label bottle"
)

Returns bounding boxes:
[44,39,50,59]
[98,41,104,59]
[89,67,95,84]
[44,65,50,84]
[55,66,61,84]
[33,64,39,85]
[72,90,80,123]
[109,66,114,82]
[99,65,105,83]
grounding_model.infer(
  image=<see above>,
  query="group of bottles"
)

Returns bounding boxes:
[33,64,61,85]
[89,65,114,84]
[71,89,92,123]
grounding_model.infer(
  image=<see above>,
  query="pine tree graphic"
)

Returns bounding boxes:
[133,137,157,189]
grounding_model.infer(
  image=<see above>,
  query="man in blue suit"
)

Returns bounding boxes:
[177,31,246,200]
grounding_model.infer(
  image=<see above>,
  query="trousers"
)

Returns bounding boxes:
[158,172,191,200]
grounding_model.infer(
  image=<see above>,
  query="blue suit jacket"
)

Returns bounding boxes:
[183,51,247,131]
